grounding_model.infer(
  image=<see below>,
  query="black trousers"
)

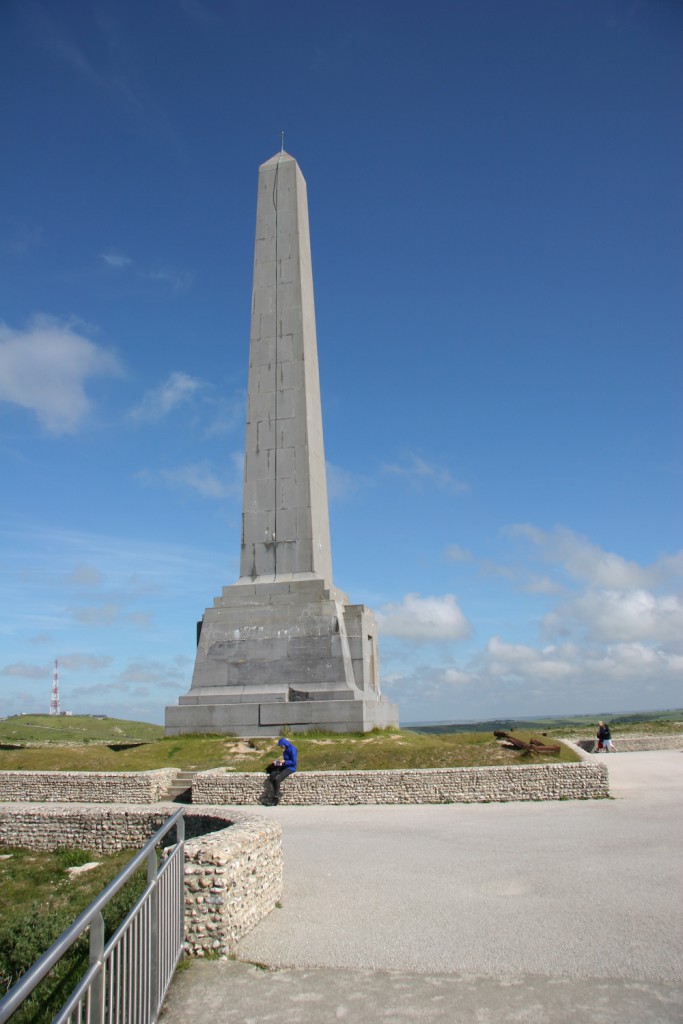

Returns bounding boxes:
[269,767,293,798]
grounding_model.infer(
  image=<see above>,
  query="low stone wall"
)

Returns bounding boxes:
[182,811,282,955]
[0,769,179,803]
[193,760,609,804]
[574,734,683,753]
[0,803,282,957]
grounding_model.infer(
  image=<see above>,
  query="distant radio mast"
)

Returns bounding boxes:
[50,659,60,716]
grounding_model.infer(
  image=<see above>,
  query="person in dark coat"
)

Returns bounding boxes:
[268,737,298,804]
[596,721,616,752]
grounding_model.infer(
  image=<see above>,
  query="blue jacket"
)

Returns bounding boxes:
[278,738,298,772]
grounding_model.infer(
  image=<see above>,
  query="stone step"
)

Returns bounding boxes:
[161,771,198,803]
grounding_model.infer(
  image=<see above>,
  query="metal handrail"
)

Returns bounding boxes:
[0,807,185,1024]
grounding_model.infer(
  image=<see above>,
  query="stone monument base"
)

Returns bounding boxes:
[165,577,399,737]
[165,694,398,737]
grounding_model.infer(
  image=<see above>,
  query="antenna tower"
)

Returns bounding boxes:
[50,659,60,716]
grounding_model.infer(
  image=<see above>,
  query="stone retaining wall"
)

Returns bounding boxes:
[0,803,282,957]
[193,760,609,805]
[0,769,179,803]
[574,734,683,753]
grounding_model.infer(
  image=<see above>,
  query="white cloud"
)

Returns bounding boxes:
[130,371,203,422]
[584,642,683,681]
[442,667,474,685]
[484,636,575,680]
[544,589,683,647]
[507,524,666,589]
[379,527,683,722]
[382,454,469,494]
[0,316,121,434]
[377,593,471,641]
[522,575,563,595]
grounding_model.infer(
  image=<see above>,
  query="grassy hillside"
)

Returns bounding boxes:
[0,715,163,746]
[0,728,580,772]
[408,710,683,736]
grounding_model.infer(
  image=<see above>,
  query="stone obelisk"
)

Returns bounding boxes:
[165,151,398,736]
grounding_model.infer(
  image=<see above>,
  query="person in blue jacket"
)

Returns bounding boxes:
[268,737,297,804]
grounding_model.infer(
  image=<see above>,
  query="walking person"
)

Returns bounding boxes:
[596,720,616,752]
[268,737,298,804]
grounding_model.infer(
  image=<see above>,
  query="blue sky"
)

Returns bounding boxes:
[1,0,681,725]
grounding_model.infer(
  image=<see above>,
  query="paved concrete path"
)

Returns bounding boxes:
[160,750,683,1023]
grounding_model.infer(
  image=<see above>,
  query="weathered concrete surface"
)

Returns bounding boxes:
[160,961,682,1023]
[166,151,397,736]
[160,751,683,1022]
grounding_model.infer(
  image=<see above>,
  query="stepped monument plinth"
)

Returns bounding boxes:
[165,150,398,736]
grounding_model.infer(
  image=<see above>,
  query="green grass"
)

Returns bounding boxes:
[0,714,163,746]
[0,727,581,772]
[1,712,678,773]
[0,846,146,1024]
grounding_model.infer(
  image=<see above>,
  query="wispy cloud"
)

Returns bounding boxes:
[0,222,45,258]
[326,462,361,501]
[129,372,204,422]
[0,316,122,434]
[0,661,51,679]
[141,268,194,293]
[100,250,192,293]
[59,653,113,671]
[506,523,683,590]
[136,459,241,500]
[29,3,181,147]
[70,603,153,629]
[64,564,105,588]
[444,544,474,563]
[100,249,132,269]
[382,454,469,494]
[117,658,185,685]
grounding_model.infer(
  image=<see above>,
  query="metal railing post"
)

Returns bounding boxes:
[89,912,105,1024]
[148,848,159,1021]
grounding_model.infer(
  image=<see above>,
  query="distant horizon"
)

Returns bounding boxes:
[3,706,682,730]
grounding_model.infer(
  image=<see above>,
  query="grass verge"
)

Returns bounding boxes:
[0,728,580,772]
[0,846,146,1024]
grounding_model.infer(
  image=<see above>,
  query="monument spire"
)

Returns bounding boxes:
[240,149,333,585]
[165,152,398,737]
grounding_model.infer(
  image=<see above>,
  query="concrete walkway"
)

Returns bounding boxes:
[160,750,683,1023]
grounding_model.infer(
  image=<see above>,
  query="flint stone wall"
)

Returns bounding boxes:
[0,769,179,803]
[574,734,683,753]
[193,760,609,804]
[0,803,282,957]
